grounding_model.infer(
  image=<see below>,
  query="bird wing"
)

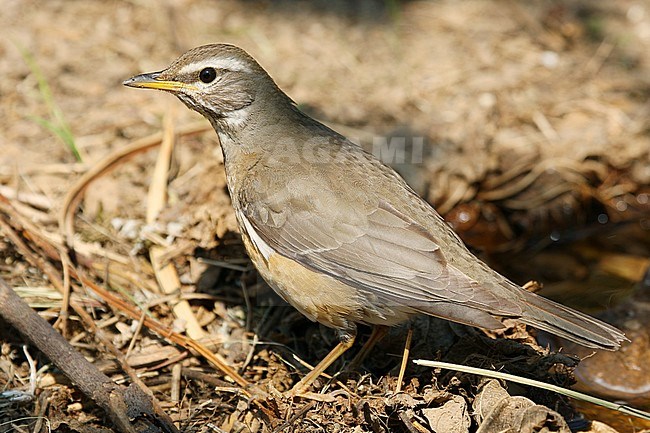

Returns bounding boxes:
[239,174,525,328]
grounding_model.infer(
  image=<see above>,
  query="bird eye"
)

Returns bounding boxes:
[199,67,217,83]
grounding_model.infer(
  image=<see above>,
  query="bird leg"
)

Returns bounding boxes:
[289,329,356,396]
[347,325,389,371]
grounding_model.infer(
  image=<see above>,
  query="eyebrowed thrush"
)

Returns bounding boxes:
[124,44,625,394]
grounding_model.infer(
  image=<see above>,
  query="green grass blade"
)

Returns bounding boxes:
[17,44,82,162]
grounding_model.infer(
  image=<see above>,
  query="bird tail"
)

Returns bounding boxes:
[517,289,626,350]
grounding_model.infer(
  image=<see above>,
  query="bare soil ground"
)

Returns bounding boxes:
[1,1,649,432]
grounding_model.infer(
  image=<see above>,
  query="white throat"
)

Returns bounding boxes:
[221,106,251,131]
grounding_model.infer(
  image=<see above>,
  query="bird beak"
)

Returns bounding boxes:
[123,72,195,92]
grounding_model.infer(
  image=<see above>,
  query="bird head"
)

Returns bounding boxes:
[124,44,286,130]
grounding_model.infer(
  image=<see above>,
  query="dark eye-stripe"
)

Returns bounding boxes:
[199,67,217,83]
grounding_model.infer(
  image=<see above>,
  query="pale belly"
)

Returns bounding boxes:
[237,214,413,332]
